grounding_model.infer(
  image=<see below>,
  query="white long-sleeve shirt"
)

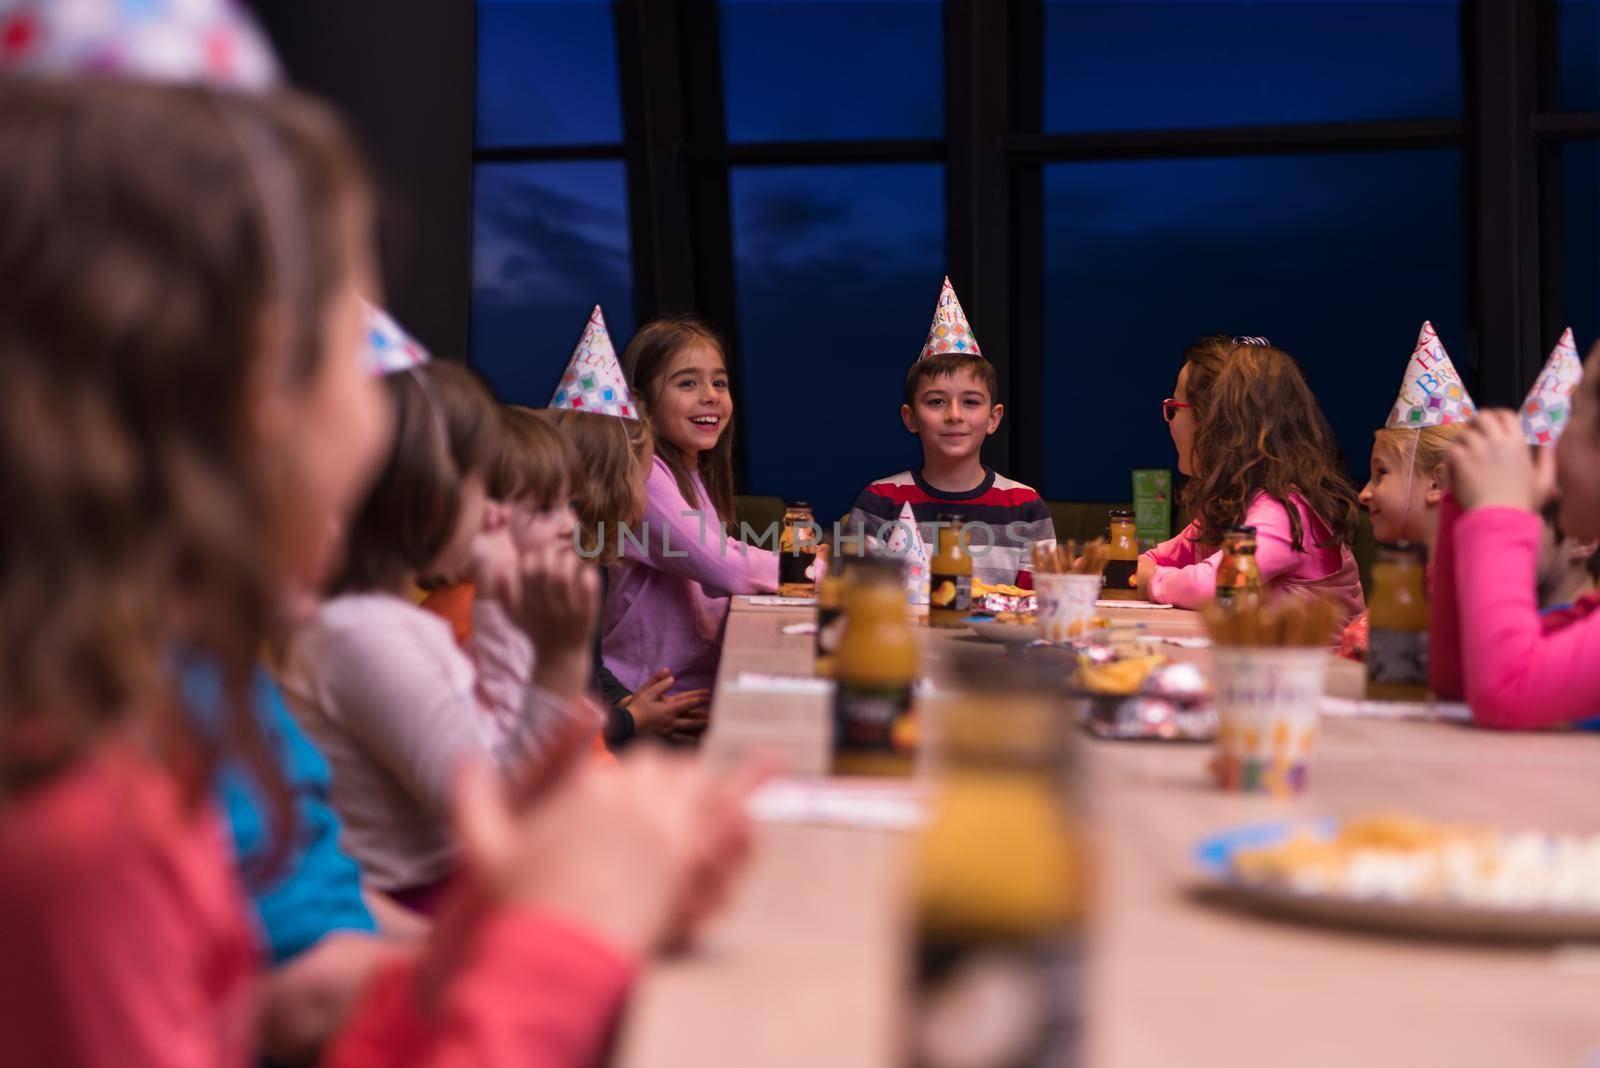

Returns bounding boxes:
[277,591,590,891]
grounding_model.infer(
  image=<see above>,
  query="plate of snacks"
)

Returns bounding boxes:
[1195,814,1600,940]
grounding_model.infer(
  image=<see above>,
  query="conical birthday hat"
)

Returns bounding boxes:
[884,501,930,605]
[0,0,279,90]
[917,277,984,362]
[364,302,430,377]
[1521,328,1584,446]
[1386,321,1478,429]
[550,305,637,418]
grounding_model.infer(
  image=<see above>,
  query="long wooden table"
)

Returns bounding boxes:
[617,598,1600,1067]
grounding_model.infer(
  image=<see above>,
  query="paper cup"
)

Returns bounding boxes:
[1035,573,1103,643]
[1209,648,1329,796]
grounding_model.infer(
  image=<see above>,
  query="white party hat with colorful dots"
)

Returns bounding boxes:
[549,305,637,419]
[917,277,984,362]
[1521,328,1584,446]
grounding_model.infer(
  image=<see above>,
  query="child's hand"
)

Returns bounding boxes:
[623,669,712,738]
[469,503,520,599]
[512,545,598,700]
[452,749,765,958]
[1134,555,1157,598]
[513,545,597,650]
[1449,410,1556,513]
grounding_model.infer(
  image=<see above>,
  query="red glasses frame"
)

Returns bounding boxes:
[1162,398,1193,423]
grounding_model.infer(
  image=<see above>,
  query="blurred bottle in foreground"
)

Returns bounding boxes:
[1366,541,1429,701]
[832,556,919,775]
[1213,525,1262,613]
[909,650,1087,1068]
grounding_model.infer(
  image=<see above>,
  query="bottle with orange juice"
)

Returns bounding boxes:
[910,649,1086,1067]
[1100,508,1139,600]
[928,514,974,629]
[1213,526,1263,613]
[832,557,919,775]
[1366,542,1429,701]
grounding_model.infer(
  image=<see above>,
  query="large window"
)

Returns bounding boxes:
[720,0,943,142]
[471,162,634,405]
[470,0,1587,512]
[1044,1,1462,132]
[732,164,946,520]
[1043,150,1467,499]
[470,0,631,407]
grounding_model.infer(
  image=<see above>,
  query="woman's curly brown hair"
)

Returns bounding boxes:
[1181,336,1360,553]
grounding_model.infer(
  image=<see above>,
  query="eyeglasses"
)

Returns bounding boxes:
[1162,398,1193,423]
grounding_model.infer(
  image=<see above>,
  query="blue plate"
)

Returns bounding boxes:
[1193,819,1337,879]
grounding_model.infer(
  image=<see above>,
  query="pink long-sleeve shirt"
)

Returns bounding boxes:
[1429,493,1600,728]
[1143,492,1365,626]
[602,456,778,694]
[0,741,634,1068]
[278,592,594,892]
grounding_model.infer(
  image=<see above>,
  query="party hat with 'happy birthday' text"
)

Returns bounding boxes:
[1385,321,1478,429]
[917,277,984,362]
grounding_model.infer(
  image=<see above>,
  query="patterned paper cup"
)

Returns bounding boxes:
[1209,648,1329,796]
[1035,573,1103,643]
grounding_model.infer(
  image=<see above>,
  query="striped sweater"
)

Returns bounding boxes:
[846,468,1056,588]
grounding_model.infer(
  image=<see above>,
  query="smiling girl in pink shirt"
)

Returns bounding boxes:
[603,319,778,697]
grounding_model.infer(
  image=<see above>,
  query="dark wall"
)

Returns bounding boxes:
[251,1,475,360]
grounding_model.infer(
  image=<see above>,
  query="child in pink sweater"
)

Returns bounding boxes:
[605,319,778,696]
[1430,356,1600,727]
[1135,335,1365,625]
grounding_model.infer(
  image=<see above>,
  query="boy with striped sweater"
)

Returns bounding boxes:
[847,279,1055,589]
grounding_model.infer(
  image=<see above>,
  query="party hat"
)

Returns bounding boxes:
[1386,321,1478,429]
[0,0,280,90]
[917,276,984,362]
[550,305,637,418]
[363,302,429,377]
[1521,328,1584,446]
[883,502,930,606]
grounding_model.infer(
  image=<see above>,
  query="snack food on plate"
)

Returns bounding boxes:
[1231,814,1600,910]
[1069,645,1215,741]
[972,579,1036,622]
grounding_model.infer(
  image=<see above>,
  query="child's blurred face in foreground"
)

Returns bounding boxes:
[1557,350,1600,541]
[268,224,392,596]
[900,367,1001,465]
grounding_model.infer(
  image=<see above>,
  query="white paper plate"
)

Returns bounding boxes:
[963,616,1041,644]
[1194,821,1600,941]
[1095,599,1173,610]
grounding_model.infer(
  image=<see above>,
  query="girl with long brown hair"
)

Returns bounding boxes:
[1136,336,1365,623]
[606,318,778,697]
[555,408,712,744]
[0,74,756,1068]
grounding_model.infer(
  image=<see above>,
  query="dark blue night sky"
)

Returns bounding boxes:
[469,0,1599,522]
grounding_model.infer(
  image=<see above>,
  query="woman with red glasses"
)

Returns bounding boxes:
[1133,335,1366,626]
